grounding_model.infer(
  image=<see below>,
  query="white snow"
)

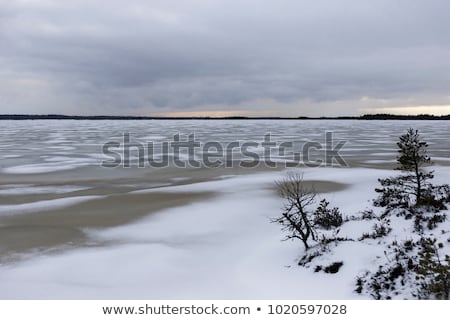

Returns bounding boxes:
[0,185,90,195]
[2,166,446,299]
[0,196,103,216]
[1,120,449,299]
[3,163,83,174]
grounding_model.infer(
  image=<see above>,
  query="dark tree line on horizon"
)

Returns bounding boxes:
[0,114,450,120]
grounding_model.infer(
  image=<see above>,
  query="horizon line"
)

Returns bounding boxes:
[1,113,450,120]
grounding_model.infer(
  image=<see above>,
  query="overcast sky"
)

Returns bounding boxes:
[1,0,450,116]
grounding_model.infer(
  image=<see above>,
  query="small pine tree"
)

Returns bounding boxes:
[396,128,432,206]
[375,128,449,213]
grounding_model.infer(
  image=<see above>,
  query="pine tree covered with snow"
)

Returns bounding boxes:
[375,128,450,214]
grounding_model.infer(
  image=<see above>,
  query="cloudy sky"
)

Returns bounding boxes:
[1,0,450,116]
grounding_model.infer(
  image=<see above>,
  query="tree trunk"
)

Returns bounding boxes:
[302,239,309,250]
[414,158,421,206]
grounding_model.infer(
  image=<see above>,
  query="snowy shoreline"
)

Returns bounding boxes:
[1,166,448,299]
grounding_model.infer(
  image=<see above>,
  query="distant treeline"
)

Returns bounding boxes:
[359,113,450,120]
[0,113,449,120]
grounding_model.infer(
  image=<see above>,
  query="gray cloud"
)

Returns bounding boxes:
[1,0,450,115]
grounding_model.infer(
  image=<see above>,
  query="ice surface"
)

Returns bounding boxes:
[0,120,449,299]
[1,119,450,174]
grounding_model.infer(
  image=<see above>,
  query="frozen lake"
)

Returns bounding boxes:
[0,120,449,299]
[1,119,450,175]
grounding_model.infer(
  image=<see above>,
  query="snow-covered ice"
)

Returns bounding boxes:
[0,120,449,299]
[0,196,104,216]
[1,165,447,299]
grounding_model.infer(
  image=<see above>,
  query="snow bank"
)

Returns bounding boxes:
[0,166,449,299]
